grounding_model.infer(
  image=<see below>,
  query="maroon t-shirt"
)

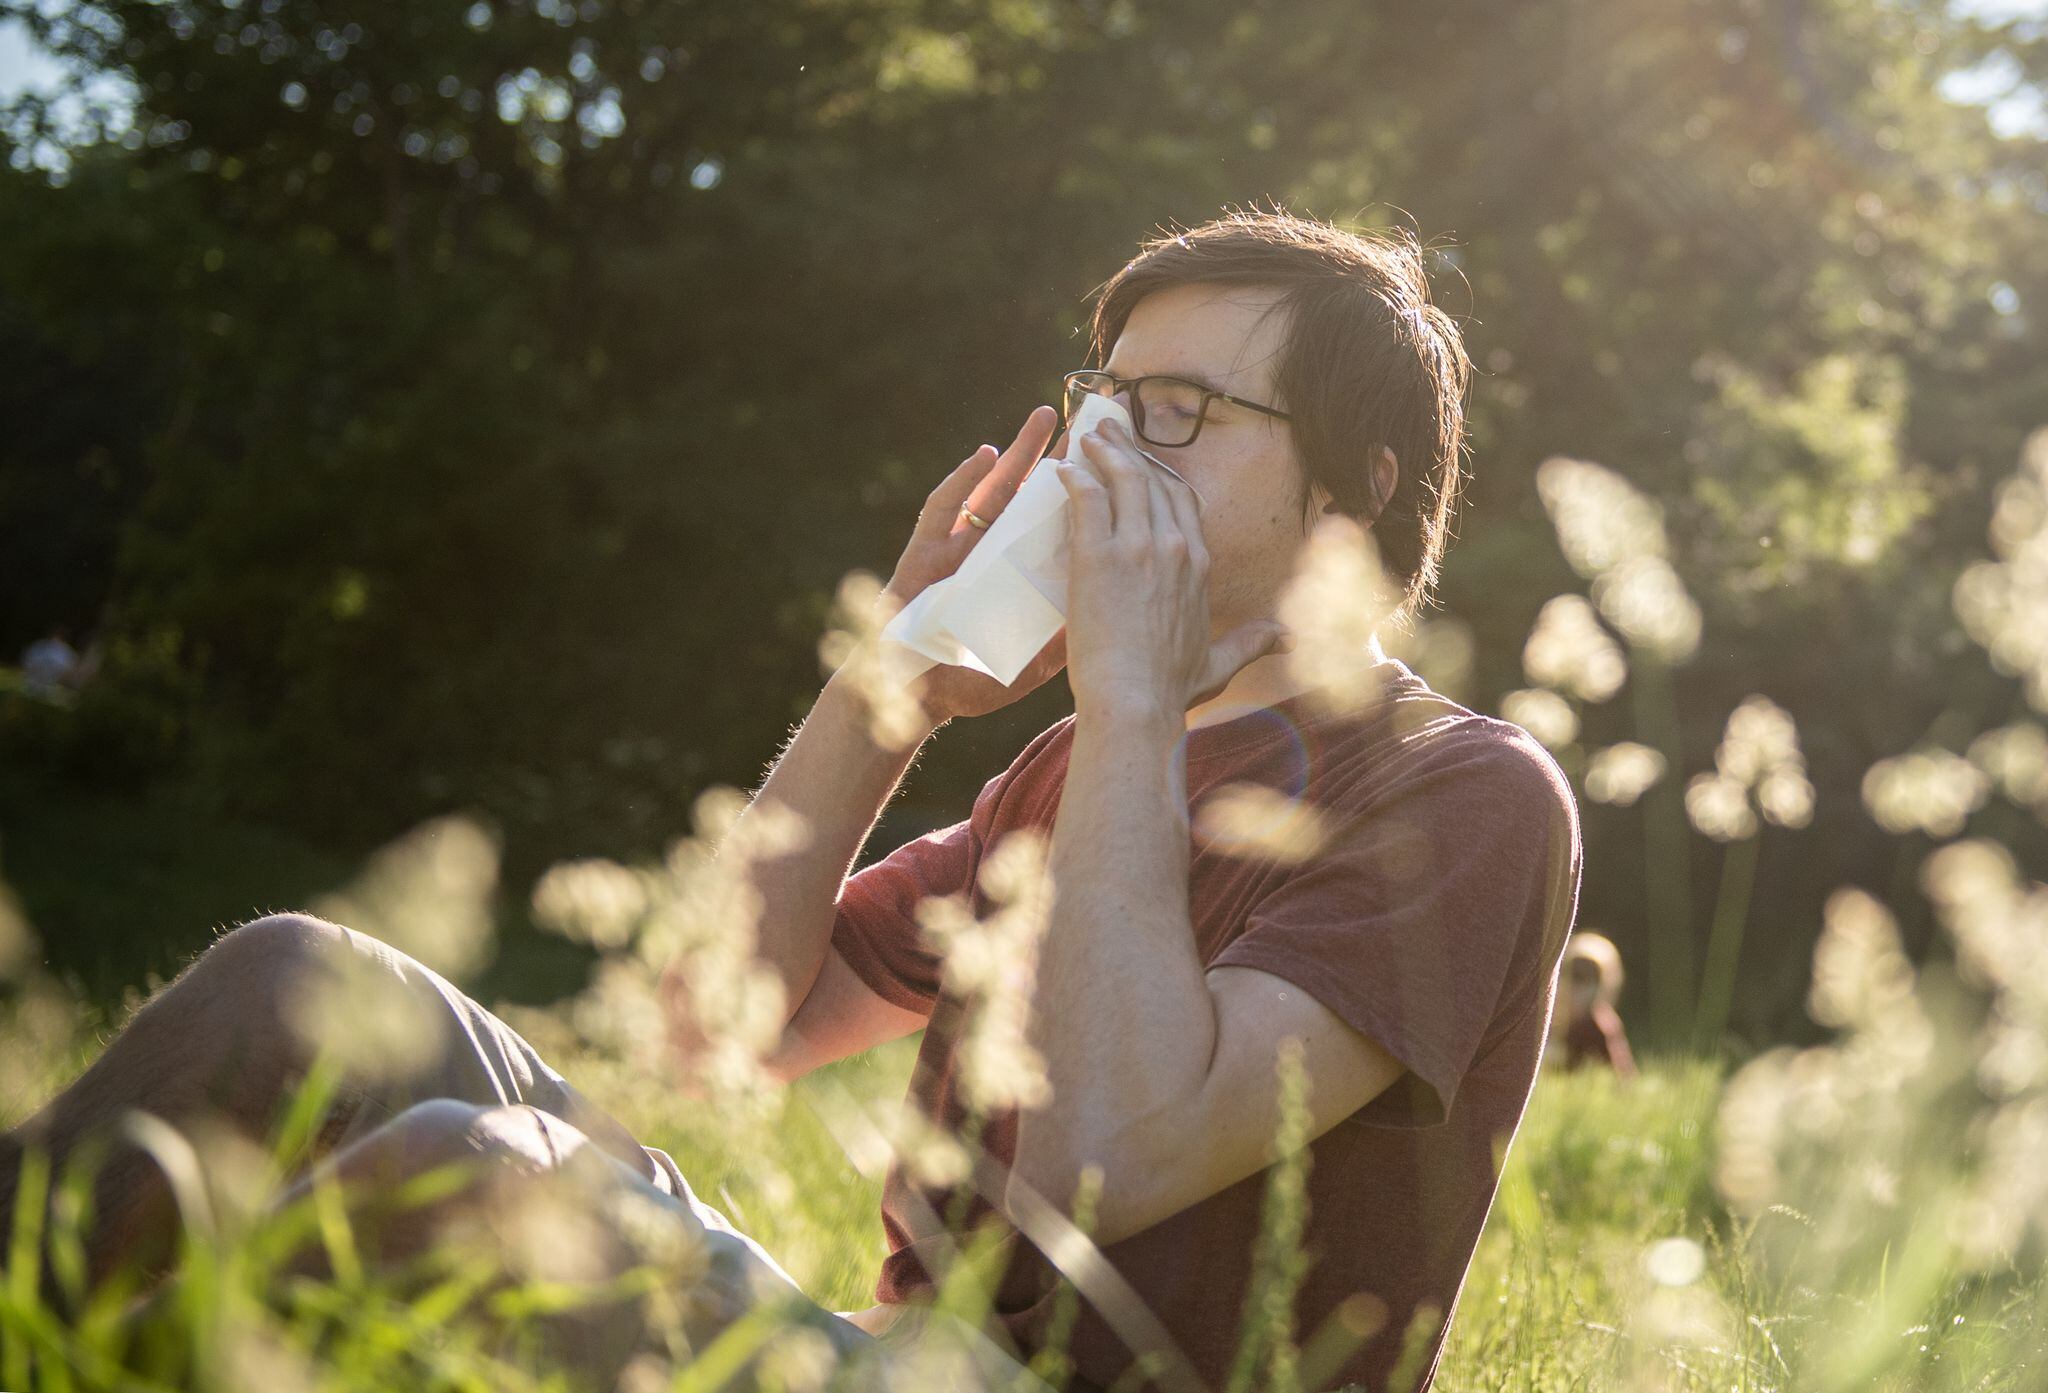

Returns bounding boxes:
[831,657,1582,1392]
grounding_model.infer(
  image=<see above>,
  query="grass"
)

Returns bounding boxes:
[2,779,2046,1390]
[508,1011,922,1318]
[0,774,359,1004]
[8,1022,2041,1392]
[0,773,604,1010]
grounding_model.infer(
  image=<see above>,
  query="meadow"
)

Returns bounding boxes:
[4,989,2045,1392]
[5,426,2048,1391]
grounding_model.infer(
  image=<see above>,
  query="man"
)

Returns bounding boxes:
[1,206,1580,1392]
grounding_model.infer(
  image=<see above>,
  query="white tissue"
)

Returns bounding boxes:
[878,393,1131,689]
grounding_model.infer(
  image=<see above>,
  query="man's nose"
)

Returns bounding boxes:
[1048,386,1136,462]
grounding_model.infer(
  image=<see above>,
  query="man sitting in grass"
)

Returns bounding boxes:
[1,206,1581,1392]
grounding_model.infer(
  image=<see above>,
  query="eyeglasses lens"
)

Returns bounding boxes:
[1135,378,1204,446]
[1065,372,1113,422]
[1066,373,1204,447]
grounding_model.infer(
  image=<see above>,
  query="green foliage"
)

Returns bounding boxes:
[2,0,2046,1035]
[0,774,354,1000]
[0,628,203,792]
[1690,351,1933,602]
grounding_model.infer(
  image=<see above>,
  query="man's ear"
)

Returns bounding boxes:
[1317,447,1398,519]
[1371,445,1398,518]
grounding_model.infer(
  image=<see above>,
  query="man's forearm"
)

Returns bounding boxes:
[1011,700,1218,1216]
[717,671,940,1021]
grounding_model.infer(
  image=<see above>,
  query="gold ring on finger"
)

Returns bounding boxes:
[960,504,993,530]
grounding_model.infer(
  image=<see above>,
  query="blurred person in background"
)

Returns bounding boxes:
[18,624,85,698]
[0,206,1581,1393]
[1547,931,1637,1078]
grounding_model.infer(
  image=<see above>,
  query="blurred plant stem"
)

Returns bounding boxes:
[1692,833,1760,1055]
[1632,656,1694,1047]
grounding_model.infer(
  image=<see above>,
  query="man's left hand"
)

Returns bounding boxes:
[1053,417,1291,718]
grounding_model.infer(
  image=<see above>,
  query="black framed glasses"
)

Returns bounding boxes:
[1062,369,1292,449]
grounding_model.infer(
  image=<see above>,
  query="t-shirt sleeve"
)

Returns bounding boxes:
[829,720,1070,1015]
[1209,723,1581,1127]
[828,808,983,1015]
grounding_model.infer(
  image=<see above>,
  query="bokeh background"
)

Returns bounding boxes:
[2,0,2044,1049]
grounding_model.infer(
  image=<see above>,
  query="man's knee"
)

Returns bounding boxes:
[355,1099,491,1177]
[274,1100,507,1275]
[290,1100,528,1229]
[86,913,357,1088]
[164,913,359,1049]
[290,1103,679,1382]
[200,912,435,1045]
[141,911,434,1112]
[370,1100,568,1178]
[313,1102,627,1264]
[197,912,356,1005]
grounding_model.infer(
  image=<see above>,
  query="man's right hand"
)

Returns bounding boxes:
[877,404,1069,725]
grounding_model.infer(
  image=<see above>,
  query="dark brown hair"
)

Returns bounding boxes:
[1086,203,1472,629]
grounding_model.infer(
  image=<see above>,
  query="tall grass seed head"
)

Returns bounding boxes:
[1521,592,1628,702]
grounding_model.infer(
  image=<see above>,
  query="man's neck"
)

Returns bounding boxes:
[1183,632,1389,732]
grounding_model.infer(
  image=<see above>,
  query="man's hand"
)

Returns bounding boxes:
[1053,416,1290,717]
[879,404,1070,724]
